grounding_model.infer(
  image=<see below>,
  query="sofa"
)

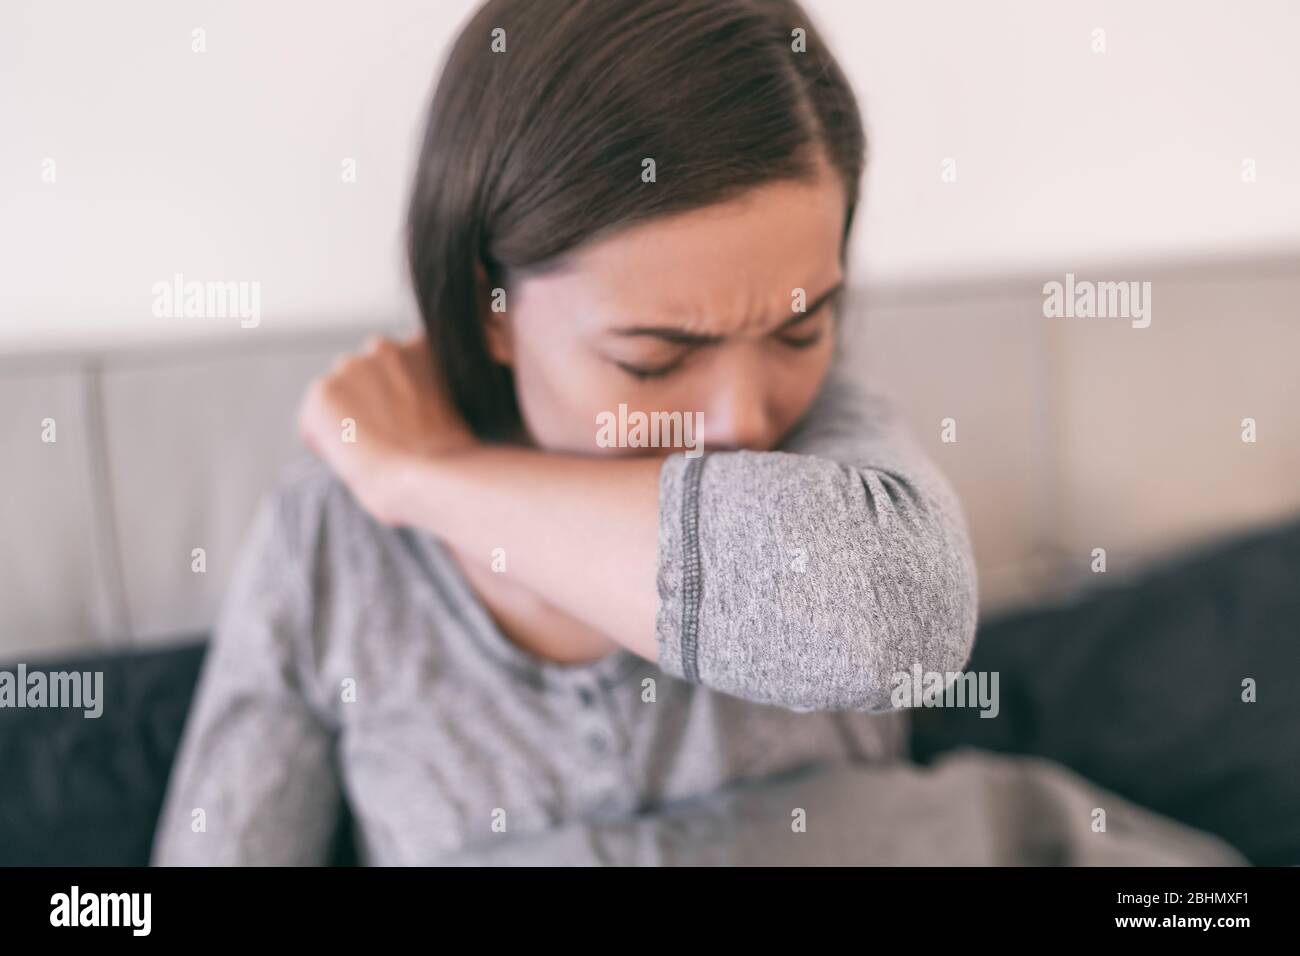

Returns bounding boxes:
[3,254,1298,864]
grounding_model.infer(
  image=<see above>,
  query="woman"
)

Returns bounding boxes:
[150,0,1237,866]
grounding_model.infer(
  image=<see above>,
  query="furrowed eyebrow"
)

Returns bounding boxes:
[774,282,844,332]
[609,281,844,345]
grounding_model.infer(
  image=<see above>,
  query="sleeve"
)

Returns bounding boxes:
[653,359,979,713]
[150,488,343,866]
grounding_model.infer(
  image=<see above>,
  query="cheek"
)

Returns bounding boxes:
[509,332,622,452]
[774,340,834,427]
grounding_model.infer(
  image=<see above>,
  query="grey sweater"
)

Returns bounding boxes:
[151,361,981,865]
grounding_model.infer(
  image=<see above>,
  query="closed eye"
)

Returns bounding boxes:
[613,297,835,379]
[778,330,823,349]
[775,299,835,348]
[615,358,686,381]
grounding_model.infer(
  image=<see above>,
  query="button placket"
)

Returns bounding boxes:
[570,681,630,814]
[541,664,639,816]
[575,682,614,755]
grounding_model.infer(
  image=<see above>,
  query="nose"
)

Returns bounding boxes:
[702,372,774,452]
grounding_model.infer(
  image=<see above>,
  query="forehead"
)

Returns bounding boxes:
[518,164,846,335]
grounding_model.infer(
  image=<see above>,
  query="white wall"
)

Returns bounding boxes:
[2,0,1298,354]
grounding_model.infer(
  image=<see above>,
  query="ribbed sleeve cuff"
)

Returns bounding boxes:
[654,451,706,683]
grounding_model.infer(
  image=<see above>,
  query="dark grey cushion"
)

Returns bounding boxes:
[2,515,1296,865]
[0,638,356,866]
[912,514,1300,866]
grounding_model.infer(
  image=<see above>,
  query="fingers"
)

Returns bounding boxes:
[397,331,429,358]
[295,387,323,457]
[328,334,395,375]
[363,334,398,355]
[318,331,428,402]
[396,332,436,382]
[335,331,424,368]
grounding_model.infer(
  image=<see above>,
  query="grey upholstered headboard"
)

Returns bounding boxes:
[3,256,1298,661]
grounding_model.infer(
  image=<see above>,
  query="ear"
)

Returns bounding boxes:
[476,259,514,367]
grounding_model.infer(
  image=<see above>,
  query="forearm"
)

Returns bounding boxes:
[386,409,978,713]
[393,445,665,661]
[375,363,979,713]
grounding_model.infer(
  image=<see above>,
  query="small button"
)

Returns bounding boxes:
[577,686,595,708]
[586,731,610,755]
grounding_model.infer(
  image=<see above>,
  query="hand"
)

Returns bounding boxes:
[296,332,478,525]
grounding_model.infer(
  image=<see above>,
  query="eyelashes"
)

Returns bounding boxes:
[616,360,683,381]
[616,330,825,381]
[780,331,824,349]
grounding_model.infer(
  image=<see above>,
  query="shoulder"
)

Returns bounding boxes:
[258,453,391,567]
[230,453,417,644]
[235,455,456,708]
[257,453,460,634]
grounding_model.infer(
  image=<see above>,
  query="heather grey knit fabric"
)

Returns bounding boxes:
[151,362,1065,865]
[432,750,1246,866]
[654,364,980,711]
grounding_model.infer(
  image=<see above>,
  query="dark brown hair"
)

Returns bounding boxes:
[406,0,865,440]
